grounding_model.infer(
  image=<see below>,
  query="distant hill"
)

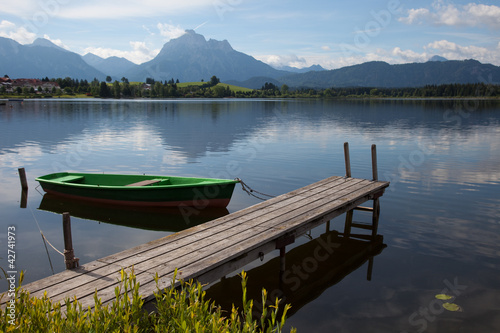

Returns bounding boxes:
[428,55,448,62]
[125,30,289,82]
[279,60,500,88]
[272,64,325,73]
[0,37,106,80]
[82,53,136,79]
[224,76,282,89]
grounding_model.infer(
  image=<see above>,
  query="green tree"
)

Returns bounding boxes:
[112,81,121,98]
[99,81,110,98]
[281,84,289,95]
[122,82,132,97]
[106,76,112,83]
[213,85,226,98]
[210,75,220,86]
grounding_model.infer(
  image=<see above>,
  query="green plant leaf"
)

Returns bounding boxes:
[435,294,453,300]
[443,302,462,312]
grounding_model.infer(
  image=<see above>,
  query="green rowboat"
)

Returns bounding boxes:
[36,172,239,208]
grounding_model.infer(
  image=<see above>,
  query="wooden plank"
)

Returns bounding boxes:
[1,176,389,312]
[351,222,373,230]
[125,179,161,186]
[354,206,373,212]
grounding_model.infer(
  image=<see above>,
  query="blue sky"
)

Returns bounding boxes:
[1,0,499,69]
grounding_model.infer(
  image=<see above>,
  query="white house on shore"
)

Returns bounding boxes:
[1,77,60,93]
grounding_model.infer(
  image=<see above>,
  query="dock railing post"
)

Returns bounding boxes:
[371,144,380,238]
[371,144,378,181]
[63,213,79,269]
[344,142,351,178]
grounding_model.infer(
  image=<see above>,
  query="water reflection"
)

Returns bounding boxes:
[38,193,229,232]
[1,98,499,332]
[205,228,386,318]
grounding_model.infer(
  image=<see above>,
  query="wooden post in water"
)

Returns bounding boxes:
[371,144,378,181]
[279,247,286,274]
[343,209,353,237]
[344,142,351,178]
[371,198,380,238]
[367,257,374,281]
[371,144,380,238]
[20,189,28,209]
[18,167,28,190]
[62,213,79,269]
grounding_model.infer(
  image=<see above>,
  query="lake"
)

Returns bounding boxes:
[0,98,499,332]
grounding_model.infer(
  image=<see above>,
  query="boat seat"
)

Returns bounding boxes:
[126,179,162,187]
[57,175,85,183]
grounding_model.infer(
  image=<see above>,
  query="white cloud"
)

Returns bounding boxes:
[157,23,186,41]
[399,8,432,25]
[0,20,36,44]
[42,34,69,50]
[274,39,500,70]
[51,1,217,20]
[255,54,307,68]
[399,1,500,29]
[391,47,429,63]
[321,46,331,51]
[424,40,494,63]
[83,41,160,64]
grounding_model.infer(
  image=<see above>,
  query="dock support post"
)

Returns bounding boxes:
[344,142,351,178]
[371,198,380,238]
[18,167,28,190]
[367,257,374,281]
[62,213,79,269]
[279,247,286,273]
[343,210,353,237]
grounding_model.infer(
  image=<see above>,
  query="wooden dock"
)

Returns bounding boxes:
[1,144,389,312]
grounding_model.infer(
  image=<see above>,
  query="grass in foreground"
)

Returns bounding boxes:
[1,270,295,333]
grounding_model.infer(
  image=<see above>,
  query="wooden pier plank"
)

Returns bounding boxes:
[1,176,389,311]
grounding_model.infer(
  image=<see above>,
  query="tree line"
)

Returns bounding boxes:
[3,76,500,99]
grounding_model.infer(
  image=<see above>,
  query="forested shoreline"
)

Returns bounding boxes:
[1,75,499,99]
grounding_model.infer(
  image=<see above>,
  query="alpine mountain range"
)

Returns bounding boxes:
[1,30,499,89]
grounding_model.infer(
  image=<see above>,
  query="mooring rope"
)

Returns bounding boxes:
[26,199,65,260]
[235,178,275,201]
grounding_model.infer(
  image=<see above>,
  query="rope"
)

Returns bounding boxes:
[27,200,65,257]
[235,178,275,201]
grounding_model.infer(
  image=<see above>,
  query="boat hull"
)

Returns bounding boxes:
[36,173,238,208]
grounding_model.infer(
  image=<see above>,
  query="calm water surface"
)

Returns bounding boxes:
[0,99,499,332]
